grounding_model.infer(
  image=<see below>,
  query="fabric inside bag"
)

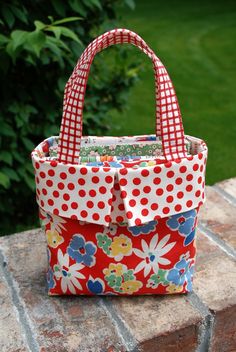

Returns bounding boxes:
[47,134,192,166]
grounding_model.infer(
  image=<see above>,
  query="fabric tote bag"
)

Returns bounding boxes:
[31,28,208,296]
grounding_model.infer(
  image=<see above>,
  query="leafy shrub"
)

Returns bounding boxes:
[0,0,138,235]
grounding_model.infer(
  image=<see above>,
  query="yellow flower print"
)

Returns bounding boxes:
[147,160,156,166]
[46,230,64,248]
[103,263,124,277]
[166,284,183,294]
[110,234,132,261]
[121,280,142,294]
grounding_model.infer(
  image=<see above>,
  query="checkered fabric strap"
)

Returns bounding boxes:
[58,28,187,164]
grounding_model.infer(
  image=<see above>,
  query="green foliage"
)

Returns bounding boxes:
[0,0,138,235]
[111,0,236,185]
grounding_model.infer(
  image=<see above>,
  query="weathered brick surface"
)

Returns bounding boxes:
[199,186,236,250]
[210,306,236,352]
[0,271,28,351]
[0,178,236,352]
[195,230,236,351]
[195,230,236,312]
[139,325,199,352]
[107,295,201,352]
[216,178,236,199]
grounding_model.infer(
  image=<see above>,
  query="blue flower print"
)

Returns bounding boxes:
[87,276,105,294]
[47,247,51,263]
[167,257,194,291]
[67,234,97,267]
[86,162,103,167]
[46,267,55,290]
[47,136,55,147]
[166,209,197,246]
[117,155,130,161]
[128,220,158,236]
[108,161,123,168]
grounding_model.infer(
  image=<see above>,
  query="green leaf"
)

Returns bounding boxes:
[12,150,24,163]
[6,42,18,61]
[10,5,28,24]
[51,0,66,17]
[34,20,46,31]
[83,0,102,10]
[59,26,82,44]
[124,0,136,10]
[6,30,28,60]
[0,151,13,166]
[25,162,34,174]
[25,55,36,66]
[18,166,35,190]
[52,16,82,25]
[2,167,20,182]
[48,16,54,23]
[68,0,87,16]
[89,0,102,9]
[22,137,35,151]
[23,172,35,191]
[9,103,37,127]
[2,5,15,28]
[0,122,15,137]
[0,172,10,189]
[44,36,62,55]
[27,105,38,114]
[0,34,9,45]
[26,30,46,57]
[57,76,67,91]
[10,30,28,51]
[45,26,62,40]
[44,37,67,67]
[55,37,71,51]
[15,115,24,128]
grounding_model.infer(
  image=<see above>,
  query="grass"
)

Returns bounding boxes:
[108,0,236,185]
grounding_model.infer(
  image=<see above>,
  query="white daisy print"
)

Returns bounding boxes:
[134,234,176,277]
[54,249,85,294]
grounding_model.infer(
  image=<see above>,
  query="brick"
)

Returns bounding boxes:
[210,305,236,352]
[216,177,236,199]
[107,295,202,352]
[0,229,126,352]
[199,186,236,250]
[195,230,236,351]
[0,271,27,352]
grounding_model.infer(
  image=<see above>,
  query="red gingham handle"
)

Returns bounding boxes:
[58,28,187,164]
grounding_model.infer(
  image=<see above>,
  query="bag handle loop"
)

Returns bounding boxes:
[58,28,187,163]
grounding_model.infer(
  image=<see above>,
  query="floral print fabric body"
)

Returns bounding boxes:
[40,208,198,295]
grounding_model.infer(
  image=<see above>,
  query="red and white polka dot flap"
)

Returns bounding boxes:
[31,28,208,227]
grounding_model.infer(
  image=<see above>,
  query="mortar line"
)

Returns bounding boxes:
[187,292,214,352]
[198,223,236,259]
[212,185,236,207]
[0,248,39,352]
[98,297,139,352]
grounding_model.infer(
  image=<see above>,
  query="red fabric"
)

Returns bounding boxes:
[58,28,188,164]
